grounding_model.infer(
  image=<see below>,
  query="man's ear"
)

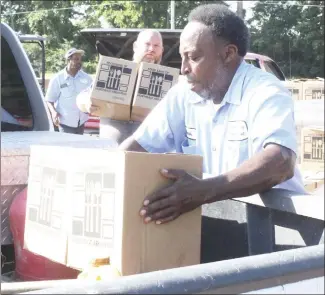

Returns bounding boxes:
[224,44,238,64]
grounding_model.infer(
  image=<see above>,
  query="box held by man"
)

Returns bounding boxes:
[90,55,138,120]
[131,62,180,121]
[24,146,203,275]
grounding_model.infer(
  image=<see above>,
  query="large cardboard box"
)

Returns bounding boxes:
[131,62,179,121]
[90,55,139,120]
[284,80,304,100]
[300,126,324,172]
[302,80,324,100]
[1,131,117,245]
[24,146,203,275]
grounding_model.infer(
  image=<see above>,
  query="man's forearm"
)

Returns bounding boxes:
[202,144,296,203]
[46,101,56,114]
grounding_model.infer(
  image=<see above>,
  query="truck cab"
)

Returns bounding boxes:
[1,23,53,133]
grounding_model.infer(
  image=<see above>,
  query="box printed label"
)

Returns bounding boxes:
[303,135,324,162]
[95,63,133,97]
[71,172,116,246]
[137,68,175,101]
[28,167,66,230]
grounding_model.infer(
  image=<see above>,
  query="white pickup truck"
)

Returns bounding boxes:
[1,22,324,294]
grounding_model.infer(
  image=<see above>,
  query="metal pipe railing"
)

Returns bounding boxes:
[10,244,323,294]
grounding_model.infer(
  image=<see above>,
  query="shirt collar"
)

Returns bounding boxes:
[223,60,250,106]
[187,60,250,106]
[63,68,82,80]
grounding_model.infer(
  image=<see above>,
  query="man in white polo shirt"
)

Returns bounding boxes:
[45,48,93,134]
[119,4,306,225]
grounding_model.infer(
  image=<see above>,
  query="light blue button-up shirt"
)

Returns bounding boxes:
[45,68,93,128]
[133,61,306,194]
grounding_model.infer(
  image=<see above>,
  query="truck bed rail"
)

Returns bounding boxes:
[12,244,323,294]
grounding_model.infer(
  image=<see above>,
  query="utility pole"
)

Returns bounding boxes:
[170,0,175,29]
[236,1,244,19]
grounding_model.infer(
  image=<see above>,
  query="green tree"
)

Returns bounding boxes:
[1,1,97,72]
[86,0,227,29]
[248,0,324,78]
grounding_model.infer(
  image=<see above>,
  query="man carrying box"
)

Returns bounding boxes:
[119,4,307,225]
[77,29,164,143]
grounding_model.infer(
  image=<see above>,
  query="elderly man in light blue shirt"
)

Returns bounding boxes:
[45,48,93,134]
[119,4,306,225]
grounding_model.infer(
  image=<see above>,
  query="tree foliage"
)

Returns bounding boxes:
[248,0,324,78]
[1,0,323,78]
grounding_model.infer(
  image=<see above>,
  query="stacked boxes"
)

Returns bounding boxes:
[88,55,179,121]
[302,80,324,100]
[284,79,324,101]
[24,146,203,275]
[284,80,304,101]
[300,126,324,172]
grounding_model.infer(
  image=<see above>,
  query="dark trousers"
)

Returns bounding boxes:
[58,123,85,135]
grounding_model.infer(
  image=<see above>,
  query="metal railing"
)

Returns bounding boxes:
[1,189,323,294]
[10,244,323,294]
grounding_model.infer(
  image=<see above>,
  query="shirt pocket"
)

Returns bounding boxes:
[181,138,197,155]
[226,139,248,170]
[60,85,74,99]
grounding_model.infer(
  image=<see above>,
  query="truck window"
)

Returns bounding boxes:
[245,58,260,69]
[1,36,34,131]
[263,60,286,81]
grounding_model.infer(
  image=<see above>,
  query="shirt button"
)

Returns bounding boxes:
[212,146,216,151]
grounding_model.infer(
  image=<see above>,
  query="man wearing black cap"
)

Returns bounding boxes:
[45,48,93,134]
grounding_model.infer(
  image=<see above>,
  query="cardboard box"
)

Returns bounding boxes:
[90,55,139,120]
[24,146,203,275]
[300,126,324,172]
[302,80,324,100]
[284,80,304,100]
[1,131,117,245]
[301,170,324,193]
[131,62,179,121]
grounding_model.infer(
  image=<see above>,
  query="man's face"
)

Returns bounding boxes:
[68,53,82,70]
[133,32,163,64]
[180,22,229,100]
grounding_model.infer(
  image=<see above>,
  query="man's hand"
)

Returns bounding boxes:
[139,169,206,225]
[51,110,60,126]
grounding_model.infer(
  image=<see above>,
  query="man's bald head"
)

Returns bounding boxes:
[133,29,164,64]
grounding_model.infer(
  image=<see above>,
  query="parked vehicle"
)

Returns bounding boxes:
[1,23,323,294]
